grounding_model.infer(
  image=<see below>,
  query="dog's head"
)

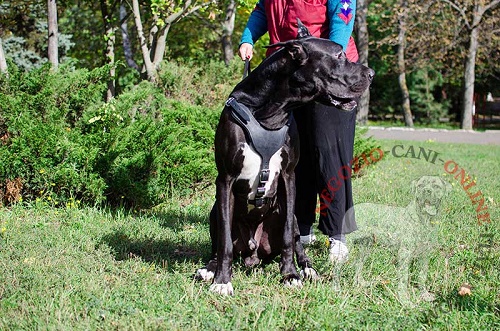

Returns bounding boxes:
[411,176,452,217]
[265,22,374,111]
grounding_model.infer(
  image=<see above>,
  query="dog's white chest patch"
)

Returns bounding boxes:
[237,143,282,200]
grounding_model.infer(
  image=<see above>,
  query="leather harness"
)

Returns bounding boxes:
[225,97,292,207]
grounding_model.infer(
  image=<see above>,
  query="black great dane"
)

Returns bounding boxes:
[195,23,374,295]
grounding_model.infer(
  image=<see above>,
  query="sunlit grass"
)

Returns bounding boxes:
[0,140,499,330]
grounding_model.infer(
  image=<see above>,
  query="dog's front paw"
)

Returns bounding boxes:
[283,277,303,289]
[300,267,319,281]
[209,282,234,296]
[195,268,215,281]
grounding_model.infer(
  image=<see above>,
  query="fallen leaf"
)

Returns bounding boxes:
[458,283,472,296]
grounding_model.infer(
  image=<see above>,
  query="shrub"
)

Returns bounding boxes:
[85,83,219,208]
[0,64,109,206]
[0,65,220,208]
[158,59,243,109]
[353,126,381,175]
[0,60,380,209]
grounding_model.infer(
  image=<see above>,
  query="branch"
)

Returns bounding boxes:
[440,0,472,29]
[164,0,205,25]
[484,0,500,12]
[473,0,500,29]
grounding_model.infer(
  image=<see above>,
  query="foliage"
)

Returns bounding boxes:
[0,64,109,205]
[0,62,225,208]
[86,82,219,208]
[409,68,451,124]
[159,58,243,108]
[352,126,381,175]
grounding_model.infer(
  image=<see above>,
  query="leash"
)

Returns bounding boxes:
[243,57,251,80]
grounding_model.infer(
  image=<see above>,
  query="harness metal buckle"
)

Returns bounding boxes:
[260,169,270,183]
[225,97,235,107]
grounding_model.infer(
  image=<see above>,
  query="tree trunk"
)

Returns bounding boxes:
[461,20,479,130]
[0,38,7,76]
[397,2,413,127]
[152,24,171,67]
[120,3,139,70]
[47,0,59,69]
[355,0,370,124]
[131,0,157,83]
[150,0,196,68]
[445,0,500,129]
[101,0,116,101]
[221,0,236,65]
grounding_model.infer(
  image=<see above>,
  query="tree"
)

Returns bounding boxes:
[120,3,139,71]
[221,0,236,65]
[355,0,371,124]
[442,0,500,129]
[130,0,214,83]
[47,0,59,69]
[369,0,465,124]
[397,0,414,127]
[0,38,7,76]
[100,0,118,101]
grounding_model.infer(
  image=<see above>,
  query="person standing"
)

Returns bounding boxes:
[239,0,359,263]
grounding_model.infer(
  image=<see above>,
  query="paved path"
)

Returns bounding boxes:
[364,126,500,145]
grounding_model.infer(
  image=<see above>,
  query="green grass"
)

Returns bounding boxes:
[1,140,499,330]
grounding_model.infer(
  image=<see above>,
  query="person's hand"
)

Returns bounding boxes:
[239,43,253,61]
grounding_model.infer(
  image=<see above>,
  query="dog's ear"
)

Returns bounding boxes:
[265,40,309,65]
[296,18,312,39]
[440,178,453,195]
[410,179,417,195]
[285,41,309,64]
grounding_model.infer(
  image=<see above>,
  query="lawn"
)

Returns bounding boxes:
[1,139,499,330]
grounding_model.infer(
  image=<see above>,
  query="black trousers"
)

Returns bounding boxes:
[294,103,357,238]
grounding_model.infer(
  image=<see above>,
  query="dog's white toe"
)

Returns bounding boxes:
[195,268,214,281]
[210,282,234,296]
[284,278,303,288]
[300,267,319,281]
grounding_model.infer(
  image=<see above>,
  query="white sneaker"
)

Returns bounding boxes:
[329,238,349,263]
[300,233,317,245]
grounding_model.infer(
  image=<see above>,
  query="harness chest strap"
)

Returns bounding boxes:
[225,97,292,207]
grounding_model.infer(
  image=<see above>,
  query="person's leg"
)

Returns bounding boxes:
[312,103,357,260]
[293,105,318,242]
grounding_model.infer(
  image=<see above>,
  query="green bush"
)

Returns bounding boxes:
[353,126,381,175]
[0,60,380,208]
[0,64,109,205]
[158,59,243,109]
[85,82,219,208]
[0,65,221,208]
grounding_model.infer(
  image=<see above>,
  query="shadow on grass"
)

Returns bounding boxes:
[99,207,213,272]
